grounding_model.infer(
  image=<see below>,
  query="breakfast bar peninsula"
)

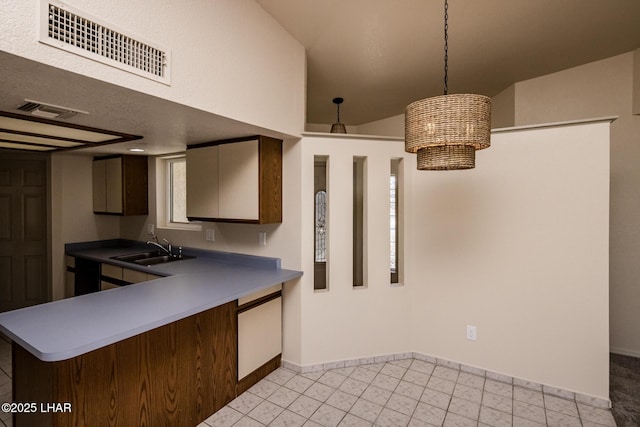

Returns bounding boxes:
[0,241,302,426]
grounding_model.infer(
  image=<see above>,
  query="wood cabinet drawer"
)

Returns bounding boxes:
[123,268,149,284]
[101,264,163,286]
[101,264,123,280]
[238,284,282,306]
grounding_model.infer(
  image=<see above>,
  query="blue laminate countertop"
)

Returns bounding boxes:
[0,240,302,362]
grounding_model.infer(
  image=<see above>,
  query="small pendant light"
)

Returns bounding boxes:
[330,97,347,134]
[405,0,491,170]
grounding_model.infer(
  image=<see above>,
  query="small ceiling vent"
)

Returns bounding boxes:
[39,0,171,85]
[17,99,88,120]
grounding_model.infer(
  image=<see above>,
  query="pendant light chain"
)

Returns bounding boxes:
[443,0,449,95]
[404,0,491,170]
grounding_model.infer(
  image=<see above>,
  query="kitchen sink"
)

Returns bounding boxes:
[112,251,162,263]
[111,251,195,266]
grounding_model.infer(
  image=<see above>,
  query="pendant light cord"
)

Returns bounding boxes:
[443,0,449,95]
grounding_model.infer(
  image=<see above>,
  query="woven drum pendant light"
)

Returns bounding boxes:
[404,0,491,170]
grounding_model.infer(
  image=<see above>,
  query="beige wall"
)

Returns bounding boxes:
[1,0,305,136]
[50,153,120,299]
[297,120,610,400]
[299,135,412,364]
[490,84,516,129]
[410,122,610,398]
[511,52,640,357]
[354,51,639,358]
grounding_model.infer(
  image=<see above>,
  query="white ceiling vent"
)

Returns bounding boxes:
[39,0,171,85]
[17,99,88,120]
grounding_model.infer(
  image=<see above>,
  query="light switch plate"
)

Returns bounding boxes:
[466,325,477,341]
[259,231,267,246]
[205,229,215,242]
[147,223,155,235]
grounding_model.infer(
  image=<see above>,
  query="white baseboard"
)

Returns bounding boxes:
[610,346,640,358]
[282,351,611,409]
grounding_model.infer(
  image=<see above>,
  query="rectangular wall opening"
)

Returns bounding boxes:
[390,158,402,285]
[353,157,367,288]
[314,156,328,290]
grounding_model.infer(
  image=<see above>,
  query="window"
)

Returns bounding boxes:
[314,156,328,290]
[315,190,327,262]
[390,158,401,284]
[156,155,200,231]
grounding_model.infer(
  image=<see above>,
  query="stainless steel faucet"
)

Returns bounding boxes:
[146,235,173,256]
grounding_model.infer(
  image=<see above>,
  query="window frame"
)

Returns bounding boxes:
[156,154,202,232]
[390,158,402,285]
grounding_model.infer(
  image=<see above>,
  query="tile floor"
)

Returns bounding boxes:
[0,335,617,427]
[199,359,617,427]
[0,338,12,427]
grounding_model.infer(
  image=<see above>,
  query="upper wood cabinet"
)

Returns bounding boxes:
[186,136,282,224]
[93,155,148,215]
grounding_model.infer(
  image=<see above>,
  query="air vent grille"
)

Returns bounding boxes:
[40,1,170,84]
[17,99,88,120]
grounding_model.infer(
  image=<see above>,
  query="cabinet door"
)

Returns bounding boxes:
[186,145,219,218]
[122,268,148,284]
[92,159,107,212]
[237,296,282,380]
[218,140,259,220]
[105,157,123,213]
[101,264,123,281]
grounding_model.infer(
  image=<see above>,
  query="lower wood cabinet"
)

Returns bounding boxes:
[13,302,238,427]
[12,284,285,426]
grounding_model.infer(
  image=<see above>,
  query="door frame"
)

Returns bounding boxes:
[0,149,52,306]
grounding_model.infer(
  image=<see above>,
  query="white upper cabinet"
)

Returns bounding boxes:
[186,144,220,218]
[218,140,260,220]
[104,157,123,213]
[186,136,282,224]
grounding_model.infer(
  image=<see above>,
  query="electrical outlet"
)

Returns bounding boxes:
[205,229,215,242]
[147,223,155,235]
[259,231,267,246]
[466,325,477,341]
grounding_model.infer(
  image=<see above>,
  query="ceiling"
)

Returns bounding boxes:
[0,52,282,156]
[257,0,640,125]
[1,1,640,155]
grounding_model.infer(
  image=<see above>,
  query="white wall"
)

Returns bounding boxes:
[1,0,305,136]
[511,51,640,357]
[409,122,610,399]
[299,135,412,365]
[356,50,640,359]
[296,120,610,400]
[50,153,119,299]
